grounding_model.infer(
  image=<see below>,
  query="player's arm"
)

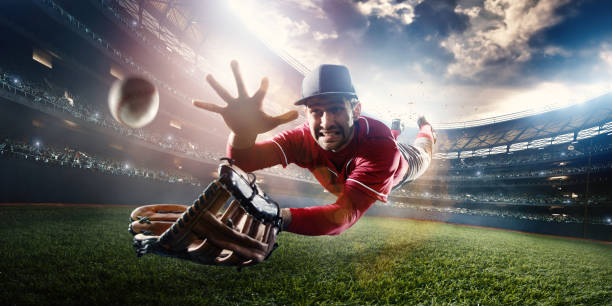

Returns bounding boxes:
[192,60,298,149]
[227,140,285,173]
[282,185,377,236]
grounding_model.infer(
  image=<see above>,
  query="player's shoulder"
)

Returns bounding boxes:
[275,122,309,140]
[357,116,393,140]
[355,116,398,157]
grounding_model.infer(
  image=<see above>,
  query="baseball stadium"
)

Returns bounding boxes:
[1,1,610,305]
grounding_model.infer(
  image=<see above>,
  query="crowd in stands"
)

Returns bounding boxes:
[1,71,215,158]
[378,200,588,224]
[0,138,200,186]
[0,70,316,184]
[5,133,607,226]
[381,201,583,224]
[423,161,612,183]
[4,135,606,226]
[393,189,611,206]
[444,140,612,170]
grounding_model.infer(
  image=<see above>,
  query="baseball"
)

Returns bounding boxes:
[108,76,159,128]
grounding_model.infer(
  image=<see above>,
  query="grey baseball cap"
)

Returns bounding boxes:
[294,64,358,106]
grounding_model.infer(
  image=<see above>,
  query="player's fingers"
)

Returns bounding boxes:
[206,74,234,102]
[192,100,225,114]
[251,77,269,105]
[230,60,248,98]
[272,110,299,127]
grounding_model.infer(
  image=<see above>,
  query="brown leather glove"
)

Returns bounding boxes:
[129,160,281,266]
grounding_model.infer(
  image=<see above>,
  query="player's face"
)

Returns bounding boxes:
[305,96,361,152]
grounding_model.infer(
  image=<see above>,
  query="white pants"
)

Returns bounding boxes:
[392,137,433,190]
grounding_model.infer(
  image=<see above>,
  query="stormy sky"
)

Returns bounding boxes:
[227,0,612,124]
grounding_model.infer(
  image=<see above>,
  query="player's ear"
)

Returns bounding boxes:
[352,100,361,119]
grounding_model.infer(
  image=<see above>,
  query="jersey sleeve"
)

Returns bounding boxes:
[227,141,284,172]
[286,184,376,236]
[227,125,306,172]
[345,137,401,202]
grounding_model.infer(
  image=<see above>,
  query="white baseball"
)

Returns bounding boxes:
[108,76,159,128]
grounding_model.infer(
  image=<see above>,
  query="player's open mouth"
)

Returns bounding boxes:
[318,130,342,141]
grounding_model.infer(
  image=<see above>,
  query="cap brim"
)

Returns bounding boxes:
[294,92,358,106]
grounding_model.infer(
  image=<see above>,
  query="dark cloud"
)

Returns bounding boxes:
[321,0,368,32]
[410,0,470,38]
[509,0,612,86]
[529,0,612,52]
[318,0,471,78]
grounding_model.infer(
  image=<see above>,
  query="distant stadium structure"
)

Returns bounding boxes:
[386,94,612,240]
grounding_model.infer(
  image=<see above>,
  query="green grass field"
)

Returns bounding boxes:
[0,205,610,305]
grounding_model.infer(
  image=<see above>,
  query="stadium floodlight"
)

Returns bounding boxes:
[460,151,474,159]
[490,145,507,155]
[474,148,490,156]
[434,152,459,159]
[577,126,599,140]
[529,137,552,149]
[509,142,528,152]
[552,133,574,144]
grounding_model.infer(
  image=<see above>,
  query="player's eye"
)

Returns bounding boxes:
[310,109,323,117]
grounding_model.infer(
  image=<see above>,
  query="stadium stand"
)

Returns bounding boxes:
[0,138,200,186]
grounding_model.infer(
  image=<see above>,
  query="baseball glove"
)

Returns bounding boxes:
[129,159,282,266]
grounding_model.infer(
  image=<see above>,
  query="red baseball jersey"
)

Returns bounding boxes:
[228,116,408,235]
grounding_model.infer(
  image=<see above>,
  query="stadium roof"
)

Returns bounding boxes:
[435,93,612,155]
[108,0,310,75]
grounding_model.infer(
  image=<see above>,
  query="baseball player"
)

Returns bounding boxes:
[193,61,435,236]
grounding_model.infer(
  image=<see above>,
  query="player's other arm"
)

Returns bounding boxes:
[283,185,376,236]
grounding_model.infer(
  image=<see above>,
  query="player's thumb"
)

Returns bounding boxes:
[193,100,224,114]
[273,110,299,126]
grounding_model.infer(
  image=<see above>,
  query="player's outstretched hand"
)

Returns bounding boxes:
[193,60,298,138]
